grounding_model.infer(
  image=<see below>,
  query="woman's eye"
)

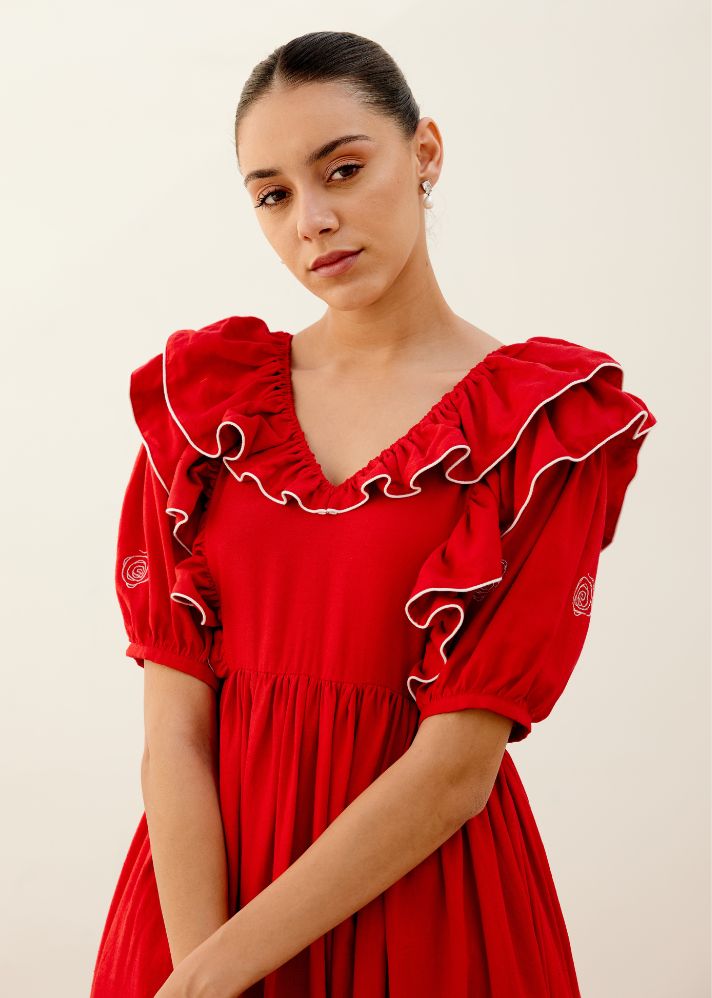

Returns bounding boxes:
[255,188,286,209]
[254,163,363,210]
[329,162,363,181]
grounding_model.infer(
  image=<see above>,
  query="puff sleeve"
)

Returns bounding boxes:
[115,443,223,691]
[406,445,615,743]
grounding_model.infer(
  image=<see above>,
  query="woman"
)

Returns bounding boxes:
[90,30,657,998]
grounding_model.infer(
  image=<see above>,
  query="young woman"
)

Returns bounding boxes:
[90,30,657,998]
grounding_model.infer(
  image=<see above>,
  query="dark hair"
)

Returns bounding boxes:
[234,31,421,162]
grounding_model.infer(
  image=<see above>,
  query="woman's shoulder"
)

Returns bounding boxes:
[124,316,657,527]
[449,332,658,548]
[449,332,654,443]
[126,314,284,479]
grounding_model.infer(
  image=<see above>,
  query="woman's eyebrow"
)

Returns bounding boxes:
[242,133,375,187]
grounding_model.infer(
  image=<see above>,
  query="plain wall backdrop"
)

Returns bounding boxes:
[1,2,709,995]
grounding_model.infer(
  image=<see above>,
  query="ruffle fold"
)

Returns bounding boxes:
[405,469,507,677]
[170,521,221,628]
[127,313,656,646]
[403,354,657,705]
[129,314,656,518]
[129,341,225,628]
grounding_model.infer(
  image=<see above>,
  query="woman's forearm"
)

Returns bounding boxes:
[142,740,229,966]
[187,740,476,997]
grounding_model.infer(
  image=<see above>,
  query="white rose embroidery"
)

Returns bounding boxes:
[471,559,508,602]
[572,573,595,616]
[122,550,149,588]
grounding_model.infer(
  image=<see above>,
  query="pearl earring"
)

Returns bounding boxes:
[421,179,433,208]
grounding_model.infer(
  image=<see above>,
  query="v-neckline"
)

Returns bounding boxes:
[278,332,524,493]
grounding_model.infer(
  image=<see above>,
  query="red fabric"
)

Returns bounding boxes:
[114,444,222,690]
[91,315,657,997]
[407,446,610,743]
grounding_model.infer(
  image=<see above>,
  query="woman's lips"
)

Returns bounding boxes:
[311,249,363,277]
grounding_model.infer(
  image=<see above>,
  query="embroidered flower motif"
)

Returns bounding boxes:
[471,559,508,602]
[572,573,595,616]
[122,550,149,588]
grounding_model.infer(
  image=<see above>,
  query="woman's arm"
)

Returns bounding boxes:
[170,707,512,998]
[142,660,229,967]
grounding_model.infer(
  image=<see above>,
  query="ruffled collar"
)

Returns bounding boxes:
[129,313,654,520]
[276,331,534,500]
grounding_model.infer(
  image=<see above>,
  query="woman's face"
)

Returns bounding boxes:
[236,80,442,311]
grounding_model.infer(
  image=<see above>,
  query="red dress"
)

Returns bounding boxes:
[90,315,656,997]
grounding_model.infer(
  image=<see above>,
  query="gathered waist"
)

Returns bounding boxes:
[217,661,412,704]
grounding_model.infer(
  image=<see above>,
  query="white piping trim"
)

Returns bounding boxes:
[170,590,208,625]
[140,437,170,493]
[141,434,168,492]
[165,506,192,554]
[502,408,649,537]
[138,435,219,642]
[407,672,441,700]
[404,408,654,702]
[157,354,653,517]
[132,380,217,654]
[138,439,194,554]
[133,347,654,687]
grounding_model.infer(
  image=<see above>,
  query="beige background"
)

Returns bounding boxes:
[1,2,709,995]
